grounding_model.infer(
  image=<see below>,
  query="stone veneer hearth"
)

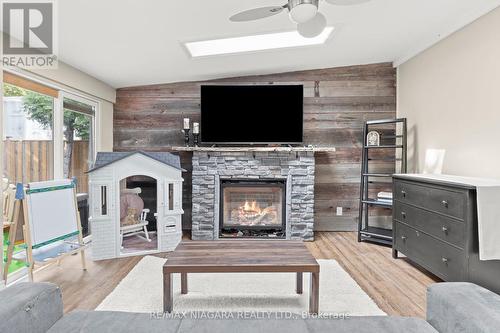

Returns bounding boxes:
[191,151,315,241]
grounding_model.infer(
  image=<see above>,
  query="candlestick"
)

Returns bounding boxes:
[193,122,199,134]
[184,128,190,147]
[183,118,190,130]
[193,132,200,147]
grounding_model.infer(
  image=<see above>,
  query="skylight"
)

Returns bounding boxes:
[184,27,334,57]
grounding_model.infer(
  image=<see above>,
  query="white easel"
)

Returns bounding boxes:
[20,179,87,281]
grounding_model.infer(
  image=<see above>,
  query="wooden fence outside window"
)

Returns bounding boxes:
[2,140,90,193]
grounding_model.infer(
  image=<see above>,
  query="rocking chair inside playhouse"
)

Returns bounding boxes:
[120,188,151,247]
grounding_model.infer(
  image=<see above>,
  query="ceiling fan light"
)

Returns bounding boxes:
[288,0,318,24]
[297,12,327,38]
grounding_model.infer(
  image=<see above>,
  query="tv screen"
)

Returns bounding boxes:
[200,85,303,144]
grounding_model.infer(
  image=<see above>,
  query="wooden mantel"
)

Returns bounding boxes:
[171,146,336,153]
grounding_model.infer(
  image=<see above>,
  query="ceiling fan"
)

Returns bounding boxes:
[230,0,371,38]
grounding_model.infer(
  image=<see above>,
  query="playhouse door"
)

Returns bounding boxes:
[89,180,118,260]
[157,180,182,252]
[119,175,159,256]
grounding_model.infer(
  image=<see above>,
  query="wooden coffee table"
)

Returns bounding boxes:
[163,240,320,314]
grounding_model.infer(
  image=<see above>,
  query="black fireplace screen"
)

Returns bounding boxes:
[220,180,286,230]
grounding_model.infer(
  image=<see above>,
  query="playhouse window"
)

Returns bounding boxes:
[168,183,174,210]
[101,185,108,215]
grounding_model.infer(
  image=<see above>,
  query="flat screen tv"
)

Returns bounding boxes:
[200,85,303,144]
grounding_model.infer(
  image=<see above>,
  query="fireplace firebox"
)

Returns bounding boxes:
[219,179,286,238]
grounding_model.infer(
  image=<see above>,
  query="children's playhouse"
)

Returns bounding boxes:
[87,151,184,260]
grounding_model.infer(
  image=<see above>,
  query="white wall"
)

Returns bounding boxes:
[29,62,115,103]
[98,101,114,151]
[397,6,500,178]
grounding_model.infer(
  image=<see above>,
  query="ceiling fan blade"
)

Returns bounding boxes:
[229,6,285,22]
[325,0,371,5]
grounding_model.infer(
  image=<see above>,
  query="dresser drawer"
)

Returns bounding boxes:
[394,202,465,248]
[394,181,466,219]
[394,222,465,281]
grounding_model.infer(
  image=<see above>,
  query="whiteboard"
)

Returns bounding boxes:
[26,179,79,249]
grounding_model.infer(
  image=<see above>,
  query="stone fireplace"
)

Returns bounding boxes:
[191,150,315,241]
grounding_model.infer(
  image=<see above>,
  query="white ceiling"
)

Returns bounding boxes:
[57,0,500,88]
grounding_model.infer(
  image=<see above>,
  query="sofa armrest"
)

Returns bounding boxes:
[427,282,500,333]
[0,282,63,333]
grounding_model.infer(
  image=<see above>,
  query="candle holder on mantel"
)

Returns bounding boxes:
[193,132,200,147]
[183,128,190,147]
[192,122,200,147]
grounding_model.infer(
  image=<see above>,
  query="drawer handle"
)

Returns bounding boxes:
[401,190,407,198]
[442,257,449,264]
[401,212,406,219]
[442,226,449,234]
[441,200,449,208]
[401,235,407,241]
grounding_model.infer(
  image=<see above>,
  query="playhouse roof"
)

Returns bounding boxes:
[88,151,184,173]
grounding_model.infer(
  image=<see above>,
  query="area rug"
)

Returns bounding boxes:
[96,256,385,316]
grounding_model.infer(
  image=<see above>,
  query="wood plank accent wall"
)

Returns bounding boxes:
[113,62,397,231]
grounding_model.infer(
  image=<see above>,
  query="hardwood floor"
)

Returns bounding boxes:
[35,232,440,317]
[121,232,158,254]
[305,232,440,317]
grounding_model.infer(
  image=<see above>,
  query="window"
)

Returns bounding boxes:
[63,96,95,194]
[2,72,98,195]
[2,77,56,279]
[3,82,55,184]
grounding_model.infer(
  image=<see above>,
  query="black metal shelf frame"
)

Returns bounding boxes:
[358,118,407,246]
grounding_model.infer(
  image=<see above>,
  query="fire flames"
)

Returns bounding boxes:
[242,200,261,216]
[235,200,278,224]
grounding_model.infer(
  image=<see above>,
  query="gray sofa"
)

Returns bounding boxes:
[1,282,499,333]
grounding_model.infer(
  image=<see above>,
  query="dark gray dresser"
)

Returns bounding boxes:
[392,174,500,294]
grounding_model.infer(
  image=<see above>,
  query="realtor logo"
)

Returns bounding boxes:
[2,0,57,68]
